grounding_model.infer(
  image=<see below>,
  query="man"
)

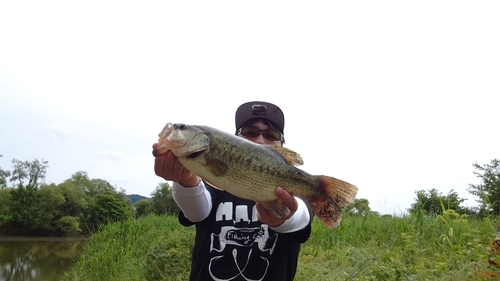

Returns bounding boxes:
[153,101,313,280]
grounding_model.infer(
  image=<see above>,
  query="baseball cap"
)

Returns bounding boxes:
[235,101,285,134]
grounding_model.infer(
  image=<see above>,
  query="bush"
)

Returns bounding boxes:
[54,216,81,235]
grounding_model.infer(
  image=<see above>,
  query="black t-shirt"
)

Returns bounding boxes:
[179,184,313,281]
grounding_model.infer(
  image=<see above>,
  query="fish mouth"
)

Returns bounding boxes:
[153,122,210,158]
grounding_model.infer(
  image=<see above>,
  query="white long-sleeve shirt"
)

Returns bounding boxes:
[172,180,311,233]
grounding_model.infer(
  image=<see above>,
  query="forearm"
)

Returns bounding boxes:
[172,181,212,222]
[270,197,311,233]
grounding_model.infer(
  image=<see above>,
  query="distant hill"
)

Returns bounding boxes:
[126,194,150,204]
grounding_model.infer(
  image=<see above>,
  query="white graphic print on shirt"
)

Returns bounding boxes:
[208,201,279,281]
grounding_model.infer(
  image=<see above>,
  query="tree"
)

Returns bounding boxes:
[408,188,466,215]
[467,159,500,216]
[89,178,120,197]
[151,182,180,216]
[134,199,153,218]
[3,158,49,233]
[0,156,143,235]
[57,181,89,217]
[0,189,12,230]
[344,198,372,216]
[88,193,133,230]
[34,185,66,234]
[9,158,49,189]
[0,168,10,189]
[8,182,40,232]
[62,171,132,232]
[53,216,81,235]
[65,171,115,197]
[0,154,10,189]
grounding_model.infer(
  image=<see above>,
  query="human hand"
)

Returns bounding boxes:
[152,143,200,187]
[256,187,298,227]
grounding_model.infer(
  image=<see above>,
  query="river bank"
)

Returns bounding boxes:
[0,235,88,281]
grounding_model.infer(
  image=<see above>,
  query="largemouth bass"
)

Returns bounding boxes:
[152,123,358,228]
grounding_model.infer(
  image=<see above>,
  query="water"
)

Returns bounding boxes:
[0,236,87,281]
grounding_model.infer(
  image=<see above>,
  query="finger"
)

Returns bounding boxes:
[167,152,181,173]
[163,151,196,183]
[153,153,167,177]
[173,158,193,181]
[276,187,298,213]
[154,151,177,180]
[181,169,194,181]
[165,151,180,175]
[256,201,290,227]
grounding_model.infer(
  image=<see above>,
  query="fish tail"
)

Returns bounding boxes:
[306,176,358,228]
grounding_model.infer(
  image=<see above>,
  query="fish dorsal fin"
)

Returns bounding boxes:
[269,146,304,166]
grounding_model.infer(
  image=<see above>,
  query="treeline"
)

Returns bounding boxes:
[345,159,500,218]
[0,158,179,236]
[1,156,499,235]
[407,159,500,217]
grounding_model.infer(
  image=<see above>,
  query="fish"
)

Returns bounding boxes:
[152,122,358,228]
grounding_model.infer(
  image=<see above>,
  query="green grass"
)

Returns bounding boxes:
[62,216,194,281]
[62,211,499,281]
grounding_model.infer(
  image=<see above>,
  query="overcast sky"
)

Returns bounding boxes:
[1,1,498,215]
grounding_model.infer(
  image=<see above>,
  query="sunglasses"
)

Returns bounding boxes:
[237,126,283,142]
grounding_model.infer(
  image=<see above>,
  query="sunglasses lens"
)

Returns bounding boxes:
[240,126,282,141]
[263,130,281,141]
[241,127,261,137]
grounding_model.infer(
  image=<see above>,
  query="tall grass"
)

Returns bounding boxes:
[63,212,498,281]
[62,216,194,281]
[298,211,495,280]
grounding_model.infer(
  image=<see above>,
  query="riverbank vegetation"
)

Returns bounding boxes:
[0,158,180,236]
[62,212,499,280]
[2,156,499,279]
[1,157,499,236]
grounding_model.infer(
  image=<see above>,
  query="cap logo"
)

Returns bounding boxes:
[251,104,268,117]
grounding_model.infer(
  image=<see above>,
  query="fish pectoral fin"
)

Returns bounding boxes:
[269,146,304,166]
[204,158,229,177]
[260,200,291,219]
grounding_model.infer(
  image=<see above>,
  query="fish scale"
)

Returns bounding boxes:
[207,139,313,200]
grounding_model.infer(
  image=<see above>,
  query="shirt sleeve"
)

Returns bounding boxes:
[269,197,311,233]
[172,180,212,222]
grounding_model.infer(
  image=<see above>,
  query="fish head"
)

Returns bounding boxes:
[153,123,210,158]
